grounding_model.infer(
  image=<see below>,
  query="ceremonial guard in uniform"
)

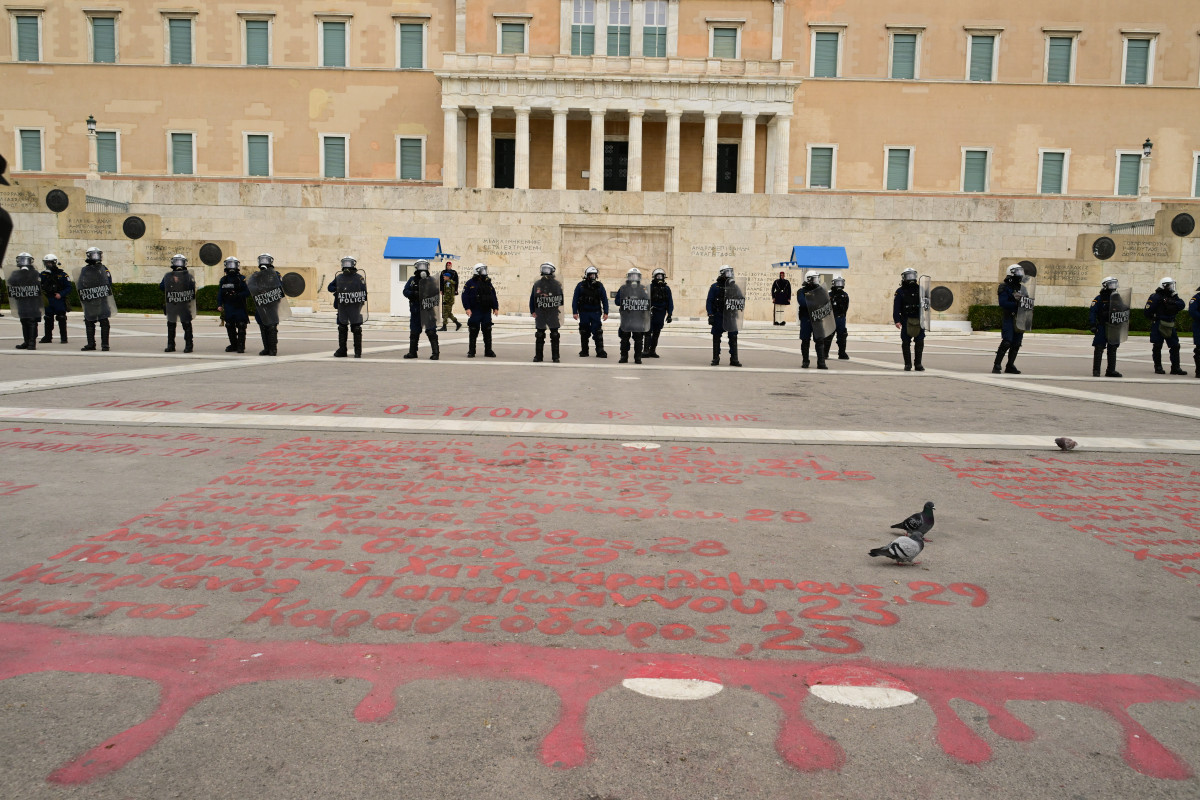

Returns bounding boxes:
[645,268,673,358]
[1144,277,1187,375]
[248,253,288,356]
[893,268,925,371]
[829,275,850,360]
[8,253,43,349]
[401,259,438,360]
[462,263,498,358]
[572,266,609,358]
[77,247,115,352]
[994,264,1034,374]
[529,262,564,363]
[771,270,792,326]
[331,256,370,359]
[706,265,743,367]
[1089,276,1130,378]
[216,257,250,353]
[439,261,461,331]
[38,254,72,344]
[159,254,197,353]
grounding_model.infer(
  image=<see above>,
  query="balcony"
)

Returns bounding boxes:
[440,52,795,79]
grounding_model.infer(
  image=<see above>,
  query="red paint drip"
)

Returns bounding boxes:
[0,622,1193,784]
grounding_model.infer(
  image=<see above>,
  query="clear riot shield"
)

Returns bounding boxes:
[1014,275,1036,332]
[722,278,746,333]
[1106,286,1132,345]
[418,274,440,330]
[532,278,564,330]
[919,275,933,331]
[805,284,837,340]
[162,270,197,324]
[335,272,368,326]
[6,268,43,319]
[75,264,117,321]
[247,269,291,325]
[619,282,651,333]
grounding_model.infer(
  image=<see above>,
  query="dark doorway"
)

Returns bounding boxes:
[493,138,515,189]
[604,140,628,191]
[716,143,738,193]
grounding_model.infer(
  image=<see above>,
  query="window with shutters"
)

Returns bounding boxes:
[15,14,40,61]
[961,149,990,193]
[322,135,347,179]
[499,21,526,54]
[396,22,424,68]
[95,131,119,174]
[170,132,195,175]
[571,0,594,55]
[807,145,836,189]
[1115,152,1141,196]
[1045,35,1075,83]
[165,16,193,65]
[244,18,270,66]
[245,133,271,177]
[1123,36,1154,85]
[1038,150,1068,195]
[608,0,630,56]
[810,29,841,77]
[711,27,738,59]
[90,16,117,64]
[967,33,997,81]
[397,137,424,181]
[17,129,42,172]
[321,19,348,67]
[643,0,666,58]
[885,147,912,191]
[890,32,919,80]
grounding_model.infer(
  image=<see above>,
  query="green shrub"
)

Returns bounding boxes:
[969,304,1193,333]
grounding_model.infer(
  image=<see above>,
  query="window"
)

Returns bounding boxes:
[807,145,836,189]
[571,0,594,56]
[1045,36,1074,83]
[167,17,193,64]
[1039,150,1068,195]
[245,18,270,66]
[1123,36,1154,85]
[322,20,347,67]
[890,33,918,79]
[1115,152,1141,196]
[15,14,40,61]
[885,147,912,191]
[397,22,424,68]
[90,16,117,63]
[711,27,738,59]
[246,133,271,177]
[607,0,630,56]
[499,22,526,54]
[17,129,42,171]
[811,30,840,77]
[967,34,996,81]
[322,135,347,179]
[170,132,194,175]
[643,0,666,57]
[1194,153,1200,198]
[95,131,118,173]
[397,137,424,181]
[962,149,990,193]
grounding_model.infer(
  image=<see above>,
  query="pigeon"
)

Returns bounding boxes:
[869,531,925,565]
[1055,437,1077,451]
[891,501,935,540]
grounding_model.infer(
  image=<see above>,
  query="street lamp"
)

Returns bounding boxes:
[86,114,98,176]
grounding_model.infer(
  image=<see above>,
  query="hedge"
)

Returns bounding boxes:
[968,304,1194,333]
[1,281,222,313]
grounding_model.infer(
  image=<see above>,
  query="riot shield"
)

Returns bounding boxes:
[618,282,651,333]
[722,279,745,333]
[335,272,368,326]
[919,275,933,331]
[532,277,564,330]
[805,284,837,340]
[419,274,440,330]
[1014,275,1036,333]
[162,270,197,324]
[247,269,291,325]
[1105,286,1131,345]
[6,268,42,319]
[75,264,117,321]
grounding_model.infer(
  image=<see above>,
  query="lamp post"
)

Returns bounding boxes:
[86,114,99,178]
[1138,137,1153,201]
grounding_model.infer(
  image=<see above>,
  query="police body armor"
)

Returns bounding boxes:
[334,272,368,326]
[6,268,42,319]
[163,270,197,323]
[248,269,291,325]
[75,264,117,321]
[619,281,651,333]
[533,277,564,329]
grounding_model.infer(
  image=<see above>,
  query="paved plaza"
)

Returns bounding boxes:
[0,313,1197,799]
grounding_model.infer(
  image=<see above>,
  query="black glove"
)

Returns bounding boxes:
[707,314,715,326]
[667,314,672,324]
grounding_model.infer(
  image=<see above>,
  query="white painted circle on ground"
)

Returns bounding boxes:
[622,677,724,700]
[808,684,919,709]
[622,442,661,451]
[613,376,640,380]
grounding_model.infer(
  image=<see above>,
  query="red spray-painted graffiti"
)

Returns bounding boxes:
[0,621,1193,785]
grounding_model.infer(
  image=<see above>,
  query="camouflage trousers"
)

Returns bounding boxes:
[441,295,459,325]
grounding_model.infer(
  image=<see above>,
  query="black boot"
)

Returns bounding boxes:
[16,319,32,349]
[711,334,721,366]
[634,335,643,365]
[1169,347,1185,375]
[468,327,478,357]
[594,331,607,358]
[816,337,827,370]
[335,325,349,358]
[236,322,247,353]
[836,328,848,359]
[39,317,52,343]
[801,339,810,368]
[729,334,741,367]
[483,326,496,357]
[1194,351,1200,378]
[26,319,38,349]
[353,327,363,358]
[578,328,590,358]
[57,315,68,343]
[533,329,545,362]
[165,321,177,353]
[902,341,912,371]
[619,335,629,364]
[225,322,239,352]
[426,329,437,360]
[440,322,448,332]
[259,325,271,356]
[264,325,277,356]
[646,330,660,358]
[100,319,110,351]
[182,321,193,353]
[82,321,96,351]
[1004,345,1021,374]
[403,331,419,359]
[1105,345,1121,378]
[550,330,561,363]
[1093,346,1104,377]
[914,339,925,372]
[1152,344,1165,375]
[993,342,1009,374]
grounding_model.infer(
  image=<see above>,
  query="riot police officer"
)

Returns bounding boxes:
[706,265,743,367]
[615,268,651,364]
[462,263,498,358]
[249,253,287,356]
[217,257,250,353]
[796,271,827,370]
[529,262,564,363]
[330,256,370,359]
[893,267,925,371]
[645,268,673,358]
[572,266,609,358]
[1089,276,1124,378]
[160,254,197,353]
[8,253,43,349]
[829,275,850,360]
[994,264,1027,374]
[1144,277,1187,375]
[1189,283,1200,378]
[78,246,115,352]
[401,259,437,360]
[38,254,72,344]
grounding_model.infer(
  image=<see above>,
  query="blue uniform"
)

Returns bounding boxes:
[706,282,728,335]
[220,272,250,322]
[462,276,498,327]
[1145,287,1186,374]
[649,280,673,332]
[39,268,72,316]
[997,279,1025,348]
[893,283,925,343]
[1189,289,1200,376]
[796,285,817,341]
[830,287,850,357]
[572,278,609,356]
[402,276,436,333]
[1088,289,1115,348]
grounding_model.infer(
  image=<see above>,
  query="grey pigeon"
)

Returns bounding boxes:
[891,501,935,540]
[1055,437,1077,451]
[869,531,925,565]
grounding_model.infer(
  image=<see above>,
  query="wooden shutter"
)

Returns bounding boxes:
[1040,152,1064,194]
[891,34,916,79]
[246,20,269,65]
[16,16,39,61]
[886,149,910,191]
[969,35,994,81]
[323,137,346,179]
[1124,39,1150,84]
[96,132,118,173]
[1046,37,1071,82]
[809,148,833,188]
[247,135,270,176]
[501,23,524,54]
[963,150,988,192]
[19,130,41,171]
[571,25,594,56]
[608,26,630,56]
[169,19,192,64]
[92,17,116,63]
[323,21,346,67]
[399,24,423,68]
[399,139,423,180]
[712,28,737,59]
[813,32,838,77]
[1117,154,1140,196]
[171,133,193,175]
[642,27,665,57]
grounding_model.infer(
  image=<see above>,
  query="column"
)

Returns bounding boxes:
[664,109,681,192]
[589,109,605,190]
[476,107,493,189]
[738,112,757,194]
[515,106,531,189]
[771,0,785,61]
[630,0,644,57]
[559,0,572,54]
[772,112,792,194]
[455,0,466,53]
[666,0,679,57]
[627,110,643,192]
[441,105,460,188]
[1139,153,1152,200]
[552,107,568,190]
[701,111,719,193]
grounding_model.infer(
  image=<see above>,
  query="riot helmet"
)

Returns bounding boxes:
[170,254,188,270]
[626,268,642,283]
[804,270,820,286]
[474,263,488,277]
[15,252,34,269]
[411,259,429,278]
[1160,277,1176,293]
[719,265,734,280]
[42,254,59,269]
[540,262,556,276]
[584,266,598,280]
[85,247,103,264]
[223,257,241,272]
[342,256,360,273]
[652,268,666,282]
[1006,264,1024,279]
[1102,276,1119,290]
[900,268,918,283]
[832,276,845,289]
[257,254,274,269]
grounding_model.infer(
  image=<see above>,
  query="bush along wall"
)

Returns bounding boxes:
[53,282,223,312]
[968,305,1193,333]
